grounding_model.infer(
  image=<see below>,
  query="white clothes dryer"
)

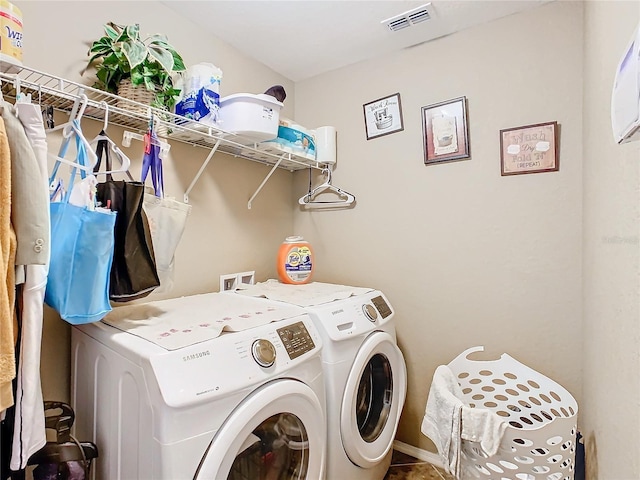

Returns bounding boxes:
[235,283,407,480]
[70,293,326,480]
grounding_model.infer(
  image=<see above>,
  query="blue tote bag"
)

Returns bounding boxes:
[44,121,117,324]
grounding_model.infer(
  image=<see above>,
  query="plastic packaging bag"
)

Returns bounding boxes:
[175,62,223,125]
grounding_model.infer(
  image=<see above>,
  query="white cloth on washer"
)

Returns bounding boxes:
[235,279,373,307]
[102,292,306,350]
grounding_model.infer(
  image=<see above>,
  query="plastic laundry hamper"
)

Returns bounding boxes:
[448,346,578,480]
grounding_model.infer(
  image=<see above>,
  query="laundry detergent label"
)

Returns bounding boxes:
[0,1,23,65]
[285,246,312,282]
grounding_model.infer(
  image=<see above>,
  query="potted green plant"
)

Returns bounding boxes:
[84,22,186,111]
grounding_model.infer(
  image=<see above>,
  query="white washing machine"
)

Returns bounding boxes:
[70,293,326,480]
[235,283,407,480]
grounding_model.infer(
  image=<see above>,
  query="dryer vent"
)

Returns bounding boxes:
[381,3,434,32]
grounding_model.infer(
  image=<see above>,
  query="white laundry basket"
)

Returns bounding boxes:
[448,346,578,480]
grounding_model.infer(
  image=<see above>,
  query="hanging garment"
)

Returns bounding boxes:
[0,98,48,412]
[93,133,160,302]
[10,100,50,470]
[141,194,190,293]
[0,116,17,413]
[141,130,191,293]
[0,101,48,266]
[45,121,116,324]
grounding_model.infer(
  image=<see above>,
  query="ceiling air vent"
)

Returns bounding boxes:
[381,3,433,32]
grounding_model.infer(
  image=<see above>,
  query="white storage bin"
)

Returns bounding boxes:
[448,346,578,480]
[219,93,283,144]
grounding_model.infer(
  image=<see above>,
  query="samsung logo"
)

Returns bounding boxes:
[331,309,344,315]
[183,350,211,362]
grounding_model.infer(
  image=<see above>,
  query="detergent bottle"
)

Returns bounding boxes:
[277,236,314,284]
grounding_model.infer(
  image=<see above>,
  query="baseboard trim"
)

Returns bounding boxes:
[393,440,444,469]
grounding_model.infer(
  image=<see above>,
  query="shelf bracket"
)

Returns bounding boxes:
[247,155,285,210]
[184,139,222,203]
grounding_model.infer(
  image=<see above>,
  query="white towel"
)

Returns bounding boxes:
[101,292,306,350]
[421,365,464,477]
[460,404,508,457]
[421,365,508,477]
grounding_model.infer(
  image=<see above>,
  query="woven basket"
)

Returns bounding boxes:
[116,79,156,115]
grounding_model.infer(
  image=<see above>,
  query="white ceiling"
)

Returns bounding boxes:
[163,0,552,82]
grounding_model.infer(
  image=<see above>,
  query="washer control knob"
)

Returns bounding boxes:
[363,304,378,322]
[281,329,294,342]
[252,339,276,368]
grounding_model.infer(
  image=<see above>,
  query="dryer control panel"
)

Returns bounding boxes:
[305,290,395,342]
[371,295,392,319]
[277,321,316,360]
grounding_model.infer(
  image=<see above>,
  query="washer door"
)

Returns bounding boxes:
[340,331,407,468]
[194,379,325,480]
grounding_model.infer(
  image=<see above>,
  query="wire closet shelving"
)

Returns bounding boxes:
[0,64,325,207]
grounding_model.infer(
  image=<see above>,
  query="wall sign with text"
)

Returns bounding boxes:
[500,121,559,176]
[363,93,404,140]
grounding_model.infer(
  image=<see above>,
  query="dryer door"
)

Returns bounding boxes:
[340,331,407,468]
[194,379,325,480]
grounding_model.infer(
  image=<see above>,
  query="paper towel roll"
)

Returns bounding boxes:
[314,126,337,165]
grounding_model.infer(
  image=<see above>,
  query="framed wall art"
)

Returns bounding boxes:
[363,92,404,140]
[421,96,470,165]
[500,121,559,176]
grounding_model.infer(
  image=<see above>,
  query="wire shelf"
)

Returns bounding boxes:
[0,65,321,172]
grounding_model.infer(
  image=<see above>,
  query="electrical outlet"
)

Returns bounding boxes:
[237,271,255,286]
[220,271,255,291]
[220,274,238,292]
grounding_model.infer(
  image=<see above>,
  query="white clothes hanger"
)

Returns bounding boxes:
[47,93,88,134]
[46,153,94,173]
[46,94,98,169]
[1,76,19,117]
[89,102,134,179]
[47,121,96,174]
[298,167,355,208]
[0,77,27,118]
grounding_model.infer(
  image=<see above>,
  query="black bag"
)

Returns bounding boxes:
[94,132,160,302]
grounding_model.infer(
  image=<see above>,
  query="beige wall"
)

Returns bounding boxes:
[18,1,296,402]
[16,1,640,476]
[294,1,584,453]
[582,1,640,478]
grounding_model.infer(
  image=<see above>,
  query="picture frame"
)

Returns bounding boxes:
[421,96,470,165]
[363,92,404,140]
[500,121,559,176]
